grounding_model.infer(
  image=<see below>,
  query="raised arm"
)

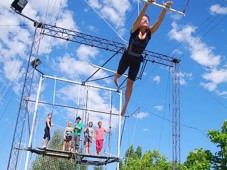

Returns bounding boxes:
[131,0,155,33]
[149,1,173,35]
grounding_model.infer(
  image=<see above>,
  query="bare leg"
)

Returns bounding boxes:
[114,73,121,87]
[85,142,88,154]
[68,141,72,151]
[121,79,134,116]
[42,139,45,148]
[62,141,66,151]
[88,142,91,155]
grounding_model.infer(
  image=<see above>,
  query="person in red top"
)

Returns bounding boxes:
[95,121,110,155]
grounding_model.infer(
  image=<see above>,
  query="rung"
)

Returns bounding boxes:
[140,0,185,16]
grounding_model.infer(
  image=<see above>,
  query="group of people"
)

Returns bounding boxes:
[62,116,110,155]
[42,114,110,155]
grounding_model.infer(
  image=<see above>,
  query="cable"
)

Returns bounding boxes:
[158,67,171,150]
[82,0,127,45]
[54,0,63,26]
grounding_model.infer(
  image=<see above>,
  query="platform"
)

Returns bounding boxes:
[16,147,120,166]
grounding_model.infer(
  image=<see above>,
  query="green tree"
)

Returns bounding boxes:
[184,148,212,170]
[135,146,142,159]
[208,120,227,169]
[121,146,171,170]
[32,129,87,170]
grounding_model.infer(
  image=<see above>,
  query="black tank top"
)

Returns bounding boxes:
[46,119,51,130]
[128,28,151,55]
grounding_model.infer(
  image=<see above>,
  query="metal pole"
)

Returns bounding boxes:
[24,75,43,170]
[117,90,122,170]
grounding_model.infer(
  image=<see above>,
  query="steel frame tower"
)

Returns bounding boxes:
[172,59,181,168]
[8,16,181,169]
[7,24,42,170]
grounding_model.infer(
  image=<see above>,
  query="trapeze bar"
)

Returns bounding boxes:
[90,63,128,78]
[140,0,185,16]
[43,74,119,92]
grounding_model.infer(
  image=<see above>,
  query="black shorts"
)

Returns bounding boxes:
[117,51,143,81]
[64,136,72,142]
[85,136,92,143]
[43,127,50,140]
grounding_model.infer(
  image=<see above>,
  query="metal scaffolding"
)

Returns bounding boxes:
[8,11,181,170]
[7,24,42,170]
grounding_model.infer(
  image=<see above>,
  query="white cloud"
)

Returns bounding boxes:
[153,75,160,84]
[201,69,227,91]
[154,105,163,111]
[88,0,102,9]
[57,54,108,80]
[210,4,227,15]
[133,111,149,119]
[56,10,78,30]
[76,45,99,61]
[178,72,192,85]
[87,25,96,32]
[87,0,131,36]
[168,22,221,67]
[172,49,183,55]
[143,128,149,132]
[216,90,227,96]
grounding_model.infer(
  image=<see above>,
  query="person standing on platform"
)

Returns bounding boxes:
[72,116,83,153]
[62,121,73,151]
[42,113,53,149]
[95,121,110,155]
[84,121,95,155]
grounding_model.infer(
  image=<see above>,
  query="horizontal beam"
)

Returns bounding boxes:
[39,24,179,67]
[26,99,119,116]
[43,74,119,92]
[11,5,180,67]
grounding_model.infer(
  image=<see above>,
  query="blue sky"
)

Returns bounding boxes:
[0,0,227,169]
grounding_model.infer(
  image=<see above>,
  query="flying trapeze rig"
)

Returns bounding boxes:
[7,0,189,169]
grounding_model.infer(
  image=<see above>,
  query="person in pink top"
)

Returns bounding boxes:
[95,121,110,155]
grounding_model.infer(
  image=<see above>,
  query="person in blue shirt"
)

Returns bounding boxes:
[114,0,173,116]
